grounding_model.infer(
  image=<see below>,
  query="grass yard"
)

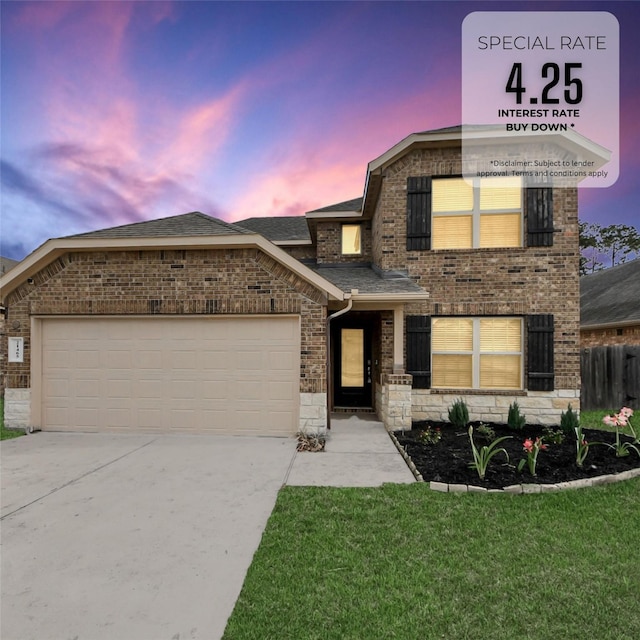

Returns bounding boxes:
[0,397,24,440]
[225,461,640,640]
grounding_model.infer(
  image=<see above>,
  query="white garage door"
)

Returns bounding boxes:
[38,316,300,436]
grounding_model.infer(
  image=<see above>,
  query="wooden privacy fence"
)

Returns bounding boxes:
[581,346,640,411]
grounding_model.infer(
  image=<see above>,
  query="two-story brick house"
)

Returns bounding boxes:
[0,126,607,434]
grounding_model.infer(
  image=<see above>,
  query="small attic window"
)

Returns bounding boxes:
[341,224,362,255]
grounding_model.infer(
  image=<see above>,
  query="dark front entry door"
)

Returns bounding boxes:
[334,324,372,408]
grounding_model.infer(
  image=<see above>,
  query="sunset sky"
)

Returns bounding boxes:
[2,0,638,261]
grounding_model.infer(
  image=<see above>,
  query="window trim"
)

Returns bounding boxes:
[431,316,524,390]
[432,176,523,249]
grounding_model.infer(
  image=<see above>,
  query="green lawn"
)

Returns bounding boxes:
[0,397,24,440]
[224,425,640,639]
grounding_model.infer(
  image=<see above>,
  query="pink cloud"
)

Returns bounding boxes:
[227,74,461,221]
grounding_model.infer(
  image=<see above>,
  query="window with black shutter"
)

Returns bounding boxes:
[526,187,554,246]
[407,177,431,251]
[406,316,431,388]
[527,314,554,391]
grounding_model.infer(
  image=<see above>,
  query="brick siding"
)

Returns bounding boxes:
[4,247,327,394]
[581,324,640,347]
[370,145,580,392]
[316,220,372,264]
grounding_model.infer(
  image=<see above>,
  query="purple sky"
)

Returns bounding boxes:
[1,1,638,261]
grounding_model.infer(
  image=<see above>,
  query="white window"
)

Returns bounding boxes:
[432,317,523,389]
[341,224,362,255]
[432,177,522,249]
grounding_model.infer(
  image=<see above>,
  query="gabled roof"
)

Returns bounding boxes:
[66,211,251,239]
[581,258,640,328]
[234,216,311,243]
[0,212,345,303]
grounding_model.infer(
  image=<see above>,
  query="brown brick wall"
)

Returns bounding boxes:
[316,220,372,264]
[372,145,581,390]
[4,248,327,393]
[581,325,640,347]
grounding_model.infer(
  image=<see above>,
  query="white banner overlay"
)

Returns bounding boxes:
[462,11,619,188]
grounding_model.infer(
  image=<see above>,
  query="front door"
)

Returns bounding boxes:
[334,324,372,408]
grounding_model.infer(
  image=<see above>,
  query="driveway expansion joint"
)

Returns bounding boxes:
[1,438,157,520]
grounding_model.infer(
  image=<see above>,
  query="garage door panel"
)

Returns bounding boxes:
[40,317,300,435]
[75,379,101,398]
[45,349,71,369]
[107,380,131,399]
[201,380,228,399]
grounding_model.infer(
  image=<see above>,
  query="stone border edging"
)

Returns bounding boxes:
[388,431,640,493]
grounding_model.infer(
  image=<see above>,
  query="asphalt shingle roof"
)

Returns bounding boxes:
[234,216,311,242]
[581,258,640,326]
[307,198,363,214]
[64,212,252,239]
[310,264,426,296]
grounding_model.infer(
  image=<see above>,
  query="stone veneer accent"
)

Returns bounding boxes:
[4,388,31,429]
[299,393,327,434]
[412,389,580,426]
[379,374,413,431]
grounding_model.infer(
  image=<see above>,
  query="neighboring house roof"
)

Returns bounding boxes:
[311,264,427,301]
[65,211,252,239]
[581,258,640,328]
[1,256,19,275]
[234,216,311,243]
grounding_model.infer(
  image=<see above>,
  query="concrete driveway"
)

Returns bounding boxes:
[1,432,297,640]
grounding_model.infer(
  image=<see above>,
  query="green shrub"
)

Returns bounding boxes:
[507,401,526,430]
[475,423,496,443]
[448,398,469,429]
[542,426,565,445]
[560,403,580,435]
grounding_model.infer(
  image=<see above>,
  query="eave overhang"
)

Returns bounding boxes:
[361,126,611,219]
[0,234,345,303]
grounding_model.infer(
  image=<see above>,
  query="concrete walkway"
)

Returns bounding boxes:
[285,413,415,486]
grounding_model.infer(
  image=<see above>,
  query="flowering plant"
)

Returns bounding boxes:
[602,407,640,458]
[418,425,442,445]
[517,437,547,476]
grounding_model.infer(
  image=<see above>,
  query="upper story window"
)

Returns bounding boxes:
[432,177,522,249]
[341,224,362,255]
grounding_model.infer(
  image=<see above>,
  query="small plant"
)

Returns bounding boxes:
[448,398,469,429]
[517,437,548,476]
[418,425,442,445]
[468,426,511,480]
[542,426,565,445]
[474,423,496,443]
[574,425,590,468]
[560,404,580,436]
[507,401,526,430]
[602,408,640,458]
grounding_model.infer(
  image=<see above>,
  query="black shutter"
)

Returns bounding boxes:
[526,187,554,246]
[407,177,431,251]
[406,316,431,389]
[527,315,554,391]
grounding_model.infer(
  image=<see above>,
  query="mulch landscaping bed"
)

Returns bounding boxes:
[394,422,640,490]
